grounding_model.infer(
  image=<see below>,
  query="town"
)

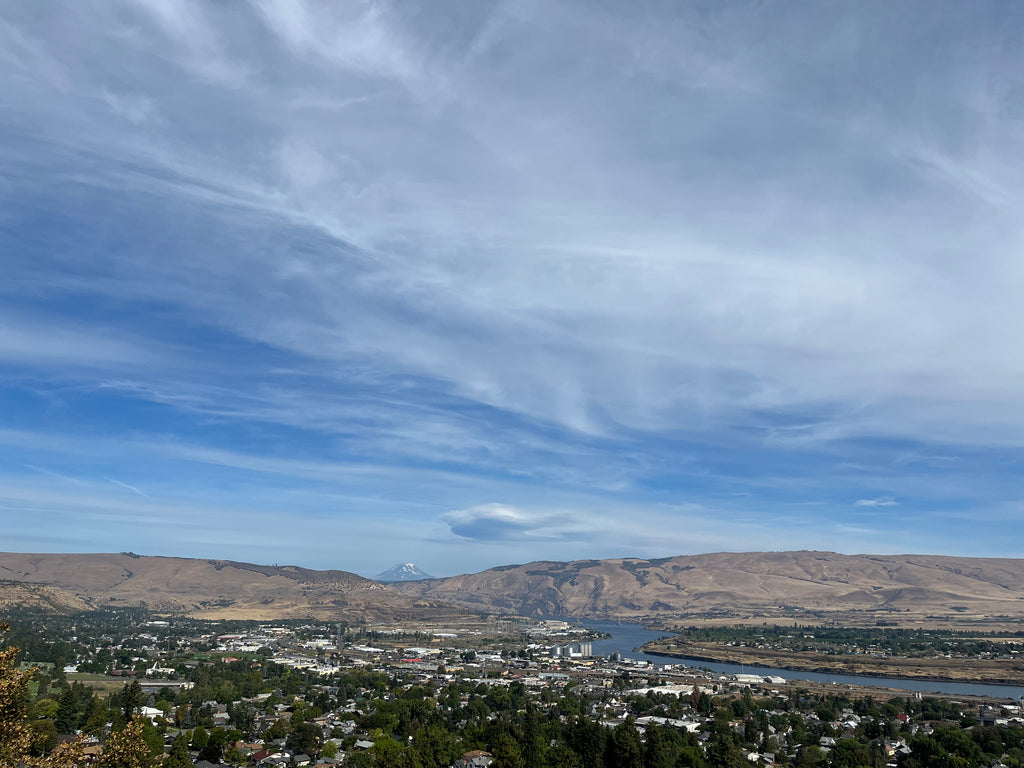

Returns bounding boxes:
[5,607,1024,767]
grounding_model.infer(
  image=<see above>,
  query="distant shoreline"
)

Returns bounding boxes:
[642,643,1024,687]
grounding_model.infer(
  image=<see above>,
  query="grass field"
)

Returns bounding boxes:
[66,672,130,694]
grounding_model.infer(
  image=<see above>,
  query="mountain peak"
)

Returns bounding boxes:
[375,562,433,582]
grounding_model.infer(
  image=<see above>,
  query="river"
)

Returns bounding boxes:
[577,620,1024,700]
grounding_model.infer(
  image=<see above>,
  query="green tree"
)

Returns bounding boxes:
[522,706,547,768]
[794,745,826,767]
[690,684,702,709]
[32,698,61,720]
[117,680,145,723]
[545,744,583,768]
[369,730,405,768]
[696,692,714,715]
[556,695,582,717]
[264,717,288,740]
[140,720,164,761]
[411,723,461,767]
[196,742,224,764]
[898,734,952,768]
[492,731,526,768]
[55,687,82,734]
[829,739,871,768]
[605,720,643,768]
[704,731,746,768]
[564,717,604,768]
[933,725,986,766]
[676,742,708,768]
[54,689,75,734]
[642,724,677,768]
[287,720,324,758]
[229,700,257,737]
[191,724,209,749]
[165,733,191,768]
[83,701,111,738]
[29,719,59,756]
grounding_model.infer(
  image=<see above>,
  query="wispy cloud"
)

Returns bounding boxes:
[855,497,899,508]
[108,479,150,498]
[2,2,1024,568]
[19,463,85,486]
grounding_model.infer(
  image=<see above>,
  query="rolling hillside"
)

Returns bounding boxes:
[4,550,1024,626]
[0,552,466,621]
[395,551,1024,625]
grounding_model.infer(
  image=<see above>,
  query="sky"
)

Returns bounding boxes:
[2,1,1024,577]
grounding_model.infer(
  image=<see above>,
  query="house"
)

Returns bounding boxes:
[139,706,164,723]
[82,744,103,762]
[453,750,494,768]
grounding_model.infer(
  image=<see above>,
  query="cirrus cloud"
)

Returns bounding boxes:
[2,1,1024,570]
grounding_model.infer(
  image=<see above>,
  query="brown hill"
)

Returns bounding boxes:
[6,550,1024,627]
[0,581,92,613]
[394,551,1024,626]
[0,552,466,622]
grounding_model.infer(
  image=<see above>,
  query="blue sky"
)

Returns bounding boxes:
[2,1,1024,577]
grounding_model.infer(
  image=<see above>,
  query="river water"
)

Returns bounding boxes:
[578,620,1024,700]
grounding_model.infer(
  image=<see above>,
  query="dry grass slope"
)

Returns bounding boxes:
[5,550,1024,627]
[0,552,467,622]
[394,551,1024,626]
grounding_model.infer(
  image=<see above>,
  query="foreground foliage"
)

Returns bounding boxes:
[1,622,84,767]
[1,622,157,768]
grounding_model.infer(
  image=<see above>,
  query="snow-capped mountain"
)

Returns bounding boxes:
[374,562,433,582]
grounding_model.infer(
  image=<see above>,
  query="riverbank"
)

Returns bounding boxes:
[642,639,1024,686]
